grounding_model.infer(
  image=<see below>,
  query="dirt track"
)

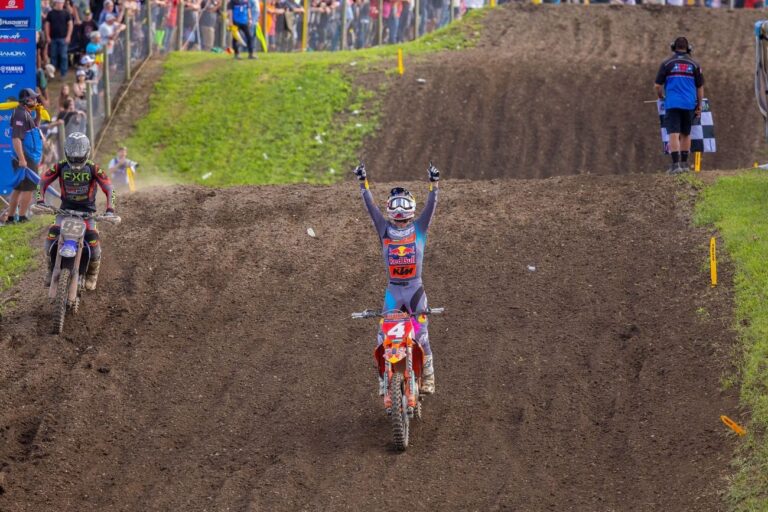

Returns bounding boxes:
[0,4,750,511]
[366,4,766,179]
[0,175,739,511]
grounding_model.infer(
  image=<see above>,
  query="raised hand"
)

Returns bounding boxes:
[427,161,440,182]
[353,162,367,181]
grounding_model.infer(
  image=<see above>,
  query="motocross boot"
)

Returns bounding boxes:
[421,355,435,394]
[378,375,387,396]
[85,259,101,291]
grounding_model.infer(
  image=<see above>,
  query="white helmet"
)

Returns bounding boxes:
[65,132,91,170]
[386,187,416,221]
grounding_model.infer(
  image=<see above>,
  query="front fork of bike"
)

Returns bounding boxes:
[384,361,393,414]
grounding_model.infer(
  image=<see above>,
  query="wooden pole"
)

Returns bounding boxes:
[377,0,383,46]
[302,0,309,50]
[341,0,347,50]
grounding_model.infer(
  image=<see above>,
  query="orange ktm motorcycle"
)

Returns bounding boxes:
[352,307,444,451]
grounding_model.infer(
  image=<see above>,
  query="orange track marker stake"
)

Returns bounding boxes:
[694,151,702,172]
[720,415,746,436]
[710,237,717,287]
[397,48,404,76]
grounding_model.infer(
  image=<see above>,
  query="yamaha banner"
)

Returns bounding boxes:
[0,28,37,194]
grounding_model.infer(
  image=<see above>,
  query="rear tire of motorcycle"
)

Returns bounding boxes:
[54,268,70,335]
[390,373,409,451]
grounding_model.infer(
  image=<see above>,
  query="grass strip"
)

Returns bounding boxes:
[0,218,44,292]
[695,171,768,511]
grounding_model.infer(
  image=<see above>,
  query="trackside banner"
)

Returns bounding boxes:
[0,0,40,31]
[0,29,37,194]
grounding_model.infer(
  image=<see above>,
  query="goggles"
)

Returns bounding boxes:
[388,196,415,210]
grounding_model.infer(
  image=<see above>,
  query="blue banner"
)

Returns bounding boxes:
[0,0,40,31]
[0,29,36,195]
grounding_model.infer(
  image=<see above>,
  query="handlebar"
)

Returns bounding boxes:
[351,307,444,319]
[32,204,122,225]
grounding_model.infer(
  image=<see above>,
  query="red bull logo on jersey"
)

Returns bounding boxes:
[389,245,416,257]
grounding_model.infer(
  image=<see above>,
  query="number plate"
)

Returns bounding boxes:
[61,218,86,239]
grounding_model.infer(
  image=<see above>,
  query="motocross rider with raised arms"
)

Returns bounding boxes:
[353,161,439,395]
[38,132,116,291]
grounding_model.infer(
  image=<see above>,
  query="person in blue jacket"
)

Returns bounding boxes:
[228,0,255,59]
[654,36,704,175]
[1,88,44,224]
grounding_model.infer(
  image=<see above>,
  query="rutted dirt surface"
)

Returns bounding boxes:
[0,175,739,511]
[365,4,766,179]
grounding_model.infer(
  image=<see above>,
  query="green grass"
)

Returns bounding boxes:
[122,8,489,186]
[695,171,768,511]
[0,218,44,292]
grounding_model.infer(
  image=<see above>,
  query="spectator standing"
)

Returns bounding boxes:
[200,0,220,51]
[74,9,99,54]
[183,0,202,50]
[57,98,87,136]
[73,69,88,110]
[108,146,138,193]
[100,13,126,60]
[45,0,75,78]
[351,0,370,49]
[0,89,44,225]
[654,36,704,174]
[248,0,261,49]
[397,0,411,43]
[228,0,255,58]
[163,0,179,52]
[99,0,122,25]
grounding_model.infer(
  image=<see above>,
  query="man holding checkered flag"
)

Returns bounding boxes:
[654,36,705,175]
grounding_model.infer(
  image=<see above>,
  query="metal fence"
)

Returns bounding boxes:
[159,0,476,55]
[45,4,153,163]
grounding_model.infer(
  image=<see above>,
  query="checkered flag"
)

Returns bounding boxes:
[657,99,716,154]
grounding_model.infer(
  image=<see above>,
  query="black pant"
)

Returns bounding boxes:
[232,23,254,55]
[664,108,695,136]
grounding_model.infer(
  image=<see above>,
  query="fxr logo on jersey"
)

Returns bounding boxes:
[0,0,24,10]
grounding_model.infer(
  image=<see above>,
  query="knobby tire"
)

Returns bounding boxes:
[54,268,70,334]
[390,373,409,451]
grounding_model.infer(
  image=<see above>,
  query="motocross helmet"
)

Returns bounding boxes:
[387,187,416,221]
[65,132,91,170]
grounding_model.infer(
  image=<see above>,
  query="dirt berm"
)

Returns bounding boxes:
[0,175,738,511]
[366,4,767,179]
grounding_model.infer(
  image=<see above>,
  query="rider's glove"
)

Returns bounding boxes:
[427,162,440,182]
[353,162,367,181]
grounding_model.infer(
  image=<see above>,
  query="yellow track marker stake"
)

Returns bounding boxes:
[490,0,496,6]
[710,237,717,287]
[694,151,701,172]
[397,48,404,76]
[720,415,746,436]
[754,161,759,168]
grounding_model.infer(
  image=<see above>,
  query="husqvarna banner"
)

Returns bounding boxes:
[0,0,40,31]
[0,29,36,194]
